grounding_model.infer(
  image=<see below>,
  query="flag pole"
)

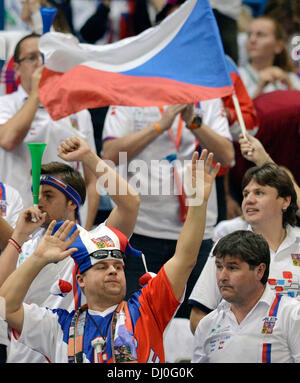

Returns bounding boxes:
[231,92,252,156]
[231,93,247,139]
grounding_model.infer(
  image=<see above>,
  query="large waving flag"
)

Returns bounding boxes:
[39,0,234,121]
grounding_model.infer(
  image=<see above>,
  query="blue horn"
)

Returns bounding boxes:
[40,6,58,34]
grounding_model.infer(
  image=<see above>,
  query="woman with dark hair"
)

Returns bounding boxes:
[239,16,300,98]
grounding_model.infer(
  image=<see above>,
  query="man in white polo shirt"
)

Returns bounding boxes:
[192,230,300,363]
[0,33,98,230]
[189,162,300,333]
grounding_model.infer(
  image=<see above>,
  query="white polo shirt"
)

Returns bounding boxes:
[102,101,232,240]
[192,285,300,363]
[0,85,96,227]
[189,225,300,311]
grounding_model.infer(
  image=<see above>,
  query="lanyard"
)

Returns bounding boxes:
[158,106,187,222]
[68,301,137,363]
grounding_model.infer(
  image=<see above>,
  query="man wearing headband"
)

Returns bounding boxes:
[0,149,220,363]
[39,162,86,227]
[0,136,140,362]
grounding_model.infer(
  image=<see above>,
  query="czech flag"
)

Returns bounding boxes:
[38,0,234,121]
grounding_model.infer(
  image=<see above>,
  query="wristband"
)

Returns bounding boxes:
[153,122,163,135]
[8,238,22,254]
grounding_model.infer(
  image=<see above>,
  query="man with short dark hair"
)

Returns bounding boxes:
[192,230,300,363]
[39,162,86,227]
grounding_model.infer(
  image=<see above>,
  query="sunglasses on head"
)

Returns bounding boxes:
[90,249,125,261]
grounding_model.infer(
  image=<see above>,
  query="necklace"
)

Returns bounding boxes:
[87,310,111,341]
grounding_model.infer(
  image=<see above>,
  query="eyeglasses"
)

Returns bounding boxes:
[90,249,125,261]
[17,52,43,64]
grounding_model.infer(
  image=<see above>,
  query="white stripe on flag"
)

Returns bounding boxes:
[39,0,197,73]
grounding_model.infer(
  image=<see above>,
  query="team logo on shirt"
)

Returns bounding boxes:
[261,316,277,334]
[291,253,300,267]
[268,271,300,298]
[208,335,231,353]
[110,106,117,116]
[91,236,115,249]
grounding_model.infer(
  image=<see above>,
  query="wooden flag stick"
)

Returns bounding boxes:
[231,93,252,155]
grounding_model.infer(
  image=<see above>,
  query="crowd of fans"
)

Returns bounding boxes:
[0,0,300,364]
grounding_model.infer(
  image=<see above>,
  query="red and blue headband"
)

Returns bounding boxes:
[39,175,83,209]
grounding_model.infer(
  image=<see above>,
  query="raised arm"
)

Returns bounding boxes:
[0,220,79,333]
[164,150,220,300]
[82,163,100,231]
[58,136,140,238]
[0,216,13,251]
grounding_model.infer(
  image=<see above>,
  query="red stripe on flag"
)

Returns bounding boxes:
[39,66,234,121]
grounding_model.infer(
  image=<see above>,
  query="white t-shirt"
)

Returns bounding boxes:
[192,285,300,363]
[0,85,96,227]
[189,225,300,311]
[102,101,232,241]
[239,64,300,98]
[0,182,23,228]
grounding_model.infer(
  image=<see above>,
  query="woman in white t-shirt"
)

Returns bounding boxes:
[239,16,300,98]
